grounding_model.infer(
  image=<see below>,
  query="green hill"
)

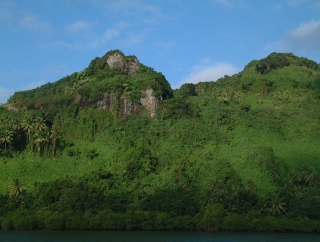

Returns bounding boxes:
[0,51,320,231]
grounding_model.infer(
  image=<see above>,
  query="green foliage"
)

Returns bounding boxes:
[255,52,319,74]
[0,52,320,231]
[176,83,196,97]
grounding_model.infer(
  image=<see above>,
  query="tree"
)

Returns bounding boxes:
[245,179,257,192]
[266,193,287,215]
[296,92,304,102]
[289,170,302,184]
[8,178,26,202]
[34,129,49,157]
[33,117,46,132]
[50,124,59,157]
[283,90,291,103]
[301,164,315,186]
[233,91,244,103]
[273,90,281,102]
[211,87,220,98]
[219,89,231,103]
[195,85,204,96]
[0,115,11,127]
[0,129,14,150]
[22,115,34,151]
[256,88,267,105]
[202,203,227,230]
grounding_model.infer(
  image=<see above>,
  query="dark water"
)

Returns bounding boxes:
[0,231,319,242]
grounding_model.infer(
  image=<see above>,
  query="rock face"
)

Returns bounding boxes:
[120,98,141,118]
[7,105,20,113]
[96,88,158,118]
[106,53,140,75]
[97,93,117,113]
[140,88,158,118]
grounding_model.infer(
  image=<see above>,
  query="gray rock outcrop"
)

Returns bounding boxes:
[140,88,158,118]
[96,88,158,118]
[106,53,140,75]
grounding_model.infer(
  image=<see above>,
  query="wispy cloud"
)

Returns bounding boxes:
[49,27,120,50]
[178,59,239,88]
[156,41,175,49]
[18,14,53,33]
[0,0,17,23]
[0,9,13,22]
[123,32,145,46]
[103,28,120,40]
[66,20,95,33]
[286,0,320,9]
[270,20,320,52]
[211,0,233,8]
[107,0,160,13]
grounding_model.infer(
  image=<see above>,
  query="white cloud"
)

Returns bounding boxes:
[0,9,13,22]
[178,60,239,88]
[0,87,14,104]
[19,14,53,33]
[282,20,320,50]
[156,41,175,49]
[103,28,120,40]
[124,32,145,45]
[48,27,120,50]
[66,20,94,33]
[211,0,233,8]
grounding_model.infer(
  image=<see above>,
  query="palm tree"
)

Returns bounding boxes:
[50,124,58,157]
[33,117,46,132]
[296,92,304,102]
[256,92,263,105]
[233,91,244,103]
[0,115,11,127]
[195,86,204,96]
[0,129,14,150]
[283,90,291,103]
[211,87,220,98]
[8,178,25,202]
[273,91,281,102]
[22,115,34,150]
[288,170,302,184]
[266,193,287,215]
[34,130,48,157]
[291,185,305,202]
[245,179,257,192]
[301,164,315,186]
[219,90,230,103]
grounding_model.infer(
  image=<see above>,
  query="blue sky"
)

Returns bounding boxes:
[1,0,320,103]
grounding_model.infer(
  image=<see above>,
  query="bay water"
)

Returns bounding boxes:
[0,231,319,242]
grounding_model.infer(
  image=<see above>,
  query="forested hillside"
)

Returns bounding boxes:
[0,51,320,232]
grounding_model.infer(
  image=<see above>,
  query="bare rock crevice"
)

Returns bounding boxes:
[96,88,158,118]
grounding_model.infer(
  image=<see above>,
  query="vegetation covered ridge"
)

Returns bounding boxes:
[0,51,320,232]
[6,49,173,114]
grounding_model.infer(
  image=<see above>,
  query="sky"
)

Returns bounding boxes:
[1,0,320,104]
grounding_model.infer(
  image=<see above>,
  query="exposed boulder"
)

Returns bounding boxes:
[140,88,158,118]
[106,53,140,75]
[7,105,20,113]
[97,93,117,113]
[96,88,158,118]
[120,98,141,118]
